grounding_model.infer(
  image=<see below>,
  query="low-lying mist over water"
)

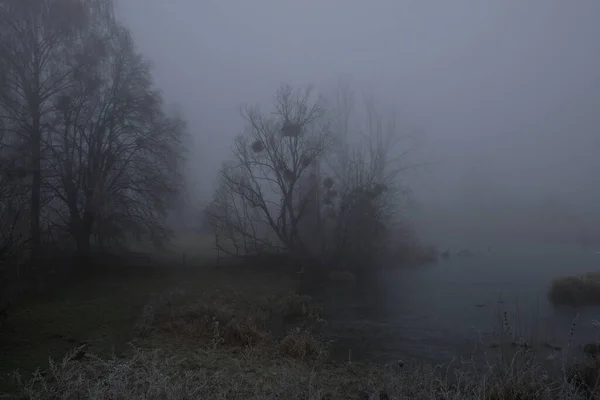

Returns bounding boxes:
[316,244,600,365]
[2,0,600,398]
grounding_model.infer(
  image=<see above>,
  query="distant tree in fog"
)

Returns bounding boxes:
[208,82,422,269]
[318,85,419,268]
[207,85,330,260]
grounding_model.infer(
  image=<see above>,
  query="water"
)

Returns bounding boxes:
[311,243,600,365]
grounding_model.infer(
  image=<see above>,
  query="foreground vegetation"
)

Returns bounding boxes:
[549,273,600,307]
[1,258,599,400]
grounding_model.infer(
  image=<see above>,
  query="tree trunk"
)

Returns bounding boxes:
[77,206,96,266]
[76,230,92,267]
[29,119,42,267]
[69,209,94,268]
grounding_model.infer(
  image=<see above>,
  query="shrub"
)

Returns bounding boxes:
[548,273,600,306]
[278,327,323,360]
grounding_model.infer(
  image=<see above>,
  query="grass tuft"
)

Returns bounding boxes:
[278,327,324,360]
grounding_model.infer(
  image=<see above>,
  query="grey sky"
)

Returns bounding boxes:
[115,0,600,230]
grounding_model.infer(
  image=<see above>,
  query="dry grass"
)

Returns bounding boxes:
[278,327,324,359]
[11,342,600,400]
[165,299,273,348]
[4,265,600,399]
[548,273,600,307]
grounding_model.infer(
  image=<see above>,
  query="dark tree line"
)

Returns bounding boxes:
[0,0,186,304]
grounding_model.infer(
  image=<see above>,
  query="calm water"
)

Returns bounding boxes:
[311,243,600,365]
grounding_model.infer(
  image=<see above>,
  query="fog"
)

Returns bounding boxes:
[116,0,600,246]
[5,2,600,394]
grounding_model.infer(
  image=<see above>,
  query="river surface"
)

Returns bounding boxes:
[309,243,600,365]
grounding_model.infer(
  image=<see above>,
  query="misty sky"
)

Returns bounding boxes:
[115,0,600,222]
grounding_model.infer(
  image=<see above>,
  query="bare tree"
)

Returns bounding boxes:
[209,85,330,260]
[0,0,94,261]
[43,12,186,261]
[208,82,425,271]
[206,165,277,259]
[318,85,421,268]
[0,158,28,263]
[0,118,29,331]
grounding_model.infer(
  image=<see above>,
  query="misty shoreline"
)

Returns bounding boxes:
[3,255,600,399]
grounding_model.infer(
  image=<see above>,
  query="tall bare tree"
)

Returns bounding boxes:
[44,18,186,260]
[0,0,93,260]
[0,113,29,329]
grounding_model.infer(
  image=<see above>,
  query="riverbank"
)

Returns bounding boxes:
[1,260,598,399]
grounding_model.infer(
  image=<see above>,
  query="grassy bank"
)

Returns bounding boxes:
[1,260,599,399]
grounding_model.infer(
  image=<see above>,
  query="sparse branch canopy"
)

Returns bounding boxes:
[208,82,423,270]
[209,85,330,258]
[318,88,421,267]
[0,0,187,261]
[0,0,123,258]
[0,0,96,257]
[41,11,186,257]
